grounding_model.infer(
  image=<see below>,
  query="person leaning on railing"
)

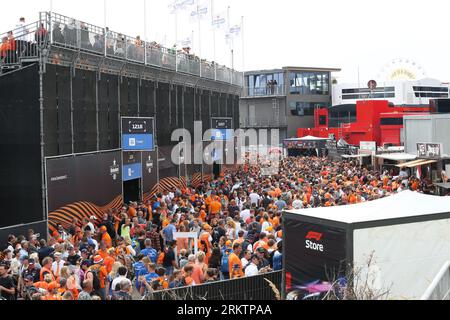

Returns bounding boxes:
[35,23,48,47]
[52,23,64,44]
[63,19,77,47]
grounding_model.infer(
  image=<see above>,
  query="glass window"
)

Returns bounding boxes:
[380,118,403,126]
[275,73,284,86]
[289,72,329,95]
[319,115,327,125]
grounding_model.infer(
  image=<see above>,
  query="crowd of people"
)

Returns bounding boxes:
[0,155,428,300]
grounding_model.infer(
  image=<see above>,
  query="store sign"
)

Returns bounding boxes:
[417,143,443,158]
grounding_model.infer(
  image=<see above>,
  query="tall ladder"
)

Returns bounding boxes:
[272,98,280,127]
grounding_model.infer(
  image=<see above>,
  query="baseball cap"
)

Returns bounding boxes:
[257,247,266,253]
[24,276,35,283]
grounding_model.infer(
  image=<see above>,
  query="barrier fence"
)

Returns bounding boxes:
[1,11,243,87]
[144,271,283,301]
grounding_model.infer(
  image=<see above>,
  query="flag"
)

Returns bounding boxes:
[189,2,209,21]
[225,23,241,44]
[168,0,194,14]
[177,35,192,48]
[212,11,227,29]
[228,24,241,36]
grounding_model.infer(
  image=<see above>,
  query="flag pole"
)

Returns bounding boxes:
[211,0,216,80]
[197,0,202,59]
[144,0,147,41]
[241,16,245,81]
[103,0,107,29]
[144,0,148,64]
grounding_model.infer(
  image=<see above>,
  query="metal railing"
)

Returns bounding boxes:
[144,271,282,300]
[241,117,288,128]
[421,261,450,300]
[243,85,286,97]
[1,11,243,87]
[0,20,45,69]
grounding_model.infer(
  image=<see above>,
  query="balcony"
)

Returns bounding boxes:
[0,11,243,88]
[242,85,286,98]
[241,117,287,128]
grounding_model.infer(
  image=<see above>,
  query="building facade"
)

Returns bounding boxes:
[240,66,340,144]
[333,78,450,107]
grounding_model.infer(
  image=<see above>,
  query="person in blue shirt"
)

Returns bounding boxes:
[272,241,283,271]
[140,239,157,263]
[162,219,177,245]
[139,263,159,296]
[132,254,148,290]
[169,269,184,288]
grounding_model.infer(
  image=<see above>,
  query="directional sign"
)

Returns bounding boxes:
[211,117,233,141]
[122,151,143,182]
[121,117,155,151]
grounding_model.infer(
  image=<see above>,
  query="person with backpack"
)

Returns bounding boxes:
[220,247,233,280]
[162,241,178,276]
[272,241,283,271]
[85,255,107,300]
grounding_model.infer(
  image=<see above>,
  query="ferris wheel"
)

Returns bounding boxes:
[377,58,427,81]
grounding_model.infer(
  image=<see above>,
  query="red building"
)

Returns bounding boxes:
[298,100,431,147]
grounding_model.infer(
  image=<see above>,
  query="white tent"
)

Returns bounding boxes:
[298,135,329,141]
[286,190,450,224]
[284,191,450,299]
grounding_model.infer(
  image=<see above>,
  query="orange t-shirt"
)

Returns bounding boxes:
[128,207,137,218]
[157,276,169,289]
[101,233,112,248]
[199,210,207,222]
[104,256,115,274]
[88,265,108,289]
[191,264,204,285]
[210,200,222,214]
[98,249,109,260]
[272,216,280,229]
[0,42,11,54]
[228,253,244,277]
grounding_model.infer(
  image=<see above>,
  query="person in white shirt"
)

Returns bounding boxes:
[292,195,303,210]
[15,17,30,42]
[240,204,251,222]
[249,191,261,207]
[244,255,260,277]
[241,250,251,269]
[261,215,272,234]
[111,266,132,292]
[52,252,65,278]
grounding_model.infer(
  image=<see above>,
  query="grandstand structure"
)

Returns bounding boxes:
[0,12,242,240]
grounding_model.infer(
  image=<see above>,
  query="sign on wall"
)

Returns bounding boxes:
[284,218,347,295]
[360,141,377,155]
[121,117,155,151]
[123,151,143,182]
[211,117,233,141]
[417,143,443,158]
